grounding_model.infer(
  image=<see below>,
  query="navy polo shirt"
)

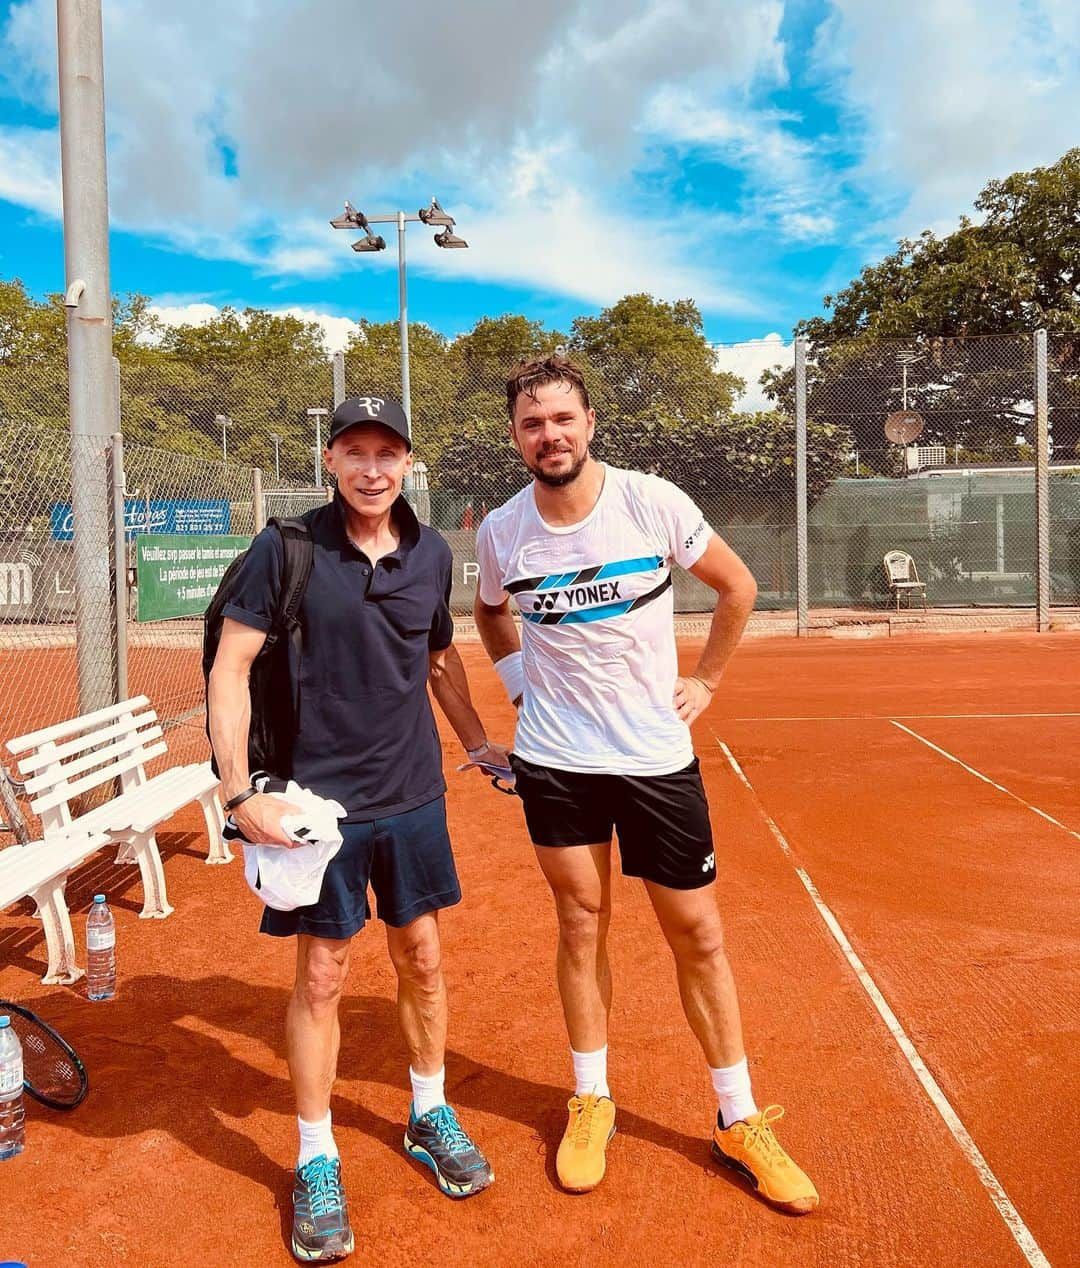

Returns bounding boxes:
[222,492,455,821]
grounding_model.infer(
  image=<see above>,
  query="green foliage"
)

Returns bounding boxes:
[772,148,1080,456]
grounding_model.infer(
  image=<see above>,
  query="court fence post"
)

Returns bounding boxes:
[333,351,346,409]
[1034,329,1050,632]
[109,428,128,702]
[795,336,809,636]
[253,467,265,534]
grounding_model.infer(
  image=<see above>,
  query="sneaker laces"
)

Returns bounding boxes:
[300,1156,344,1218]
[736,1105,790,1166]
[567,1095,602,1150]
[427,1104,474,1156]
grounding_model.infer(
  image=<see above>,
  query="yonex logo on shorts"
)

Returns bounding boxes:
[702,852,715,872]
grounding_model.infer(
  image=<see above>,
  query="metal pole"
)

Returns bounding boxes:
[253,467,265,534]
[315,414,323,487]
[397,211,411,433]
[271,435,280,483]
[795,337,809,636]
[58,0,116,715]
[1034,329,1050,631]
[109,431,128,699]
[333,351,345,409]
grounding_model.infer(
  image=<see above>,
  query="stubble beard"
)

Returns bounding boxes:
[528,448,589,488]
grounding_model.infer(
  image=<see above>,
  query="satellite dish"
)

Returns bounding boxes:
[884,410,925,444]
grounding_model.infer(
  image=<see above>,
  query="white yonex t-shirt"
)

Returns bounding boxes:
[475,465,714,775]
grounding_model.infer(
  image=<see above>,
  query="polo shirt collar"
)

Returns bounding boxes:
[332,488,420,567]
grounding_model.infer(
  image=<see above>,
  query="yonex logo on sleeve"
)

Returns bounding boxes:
[684,519,707,551]
[702,852,715,872]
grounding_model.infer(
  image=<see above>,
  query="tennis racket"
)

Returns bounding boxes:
[0,1000,88,1110]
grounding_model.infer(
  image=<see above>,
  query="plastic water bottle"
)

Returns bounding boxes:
[0,1016,25,1160]
[86,894,116,1000]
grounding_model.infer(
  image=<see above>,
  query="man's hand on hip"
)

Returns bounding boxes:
[673,676,715,725]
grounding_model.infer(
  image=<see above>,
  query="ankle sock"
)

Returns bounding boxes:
[297,1111,338,1168]
[410,1065,447,1117]
[571,1044,610,1099]
[710,1056,757,1127]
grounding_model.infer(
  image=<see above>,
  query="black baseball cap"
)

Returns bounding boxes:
[328,395,412,450]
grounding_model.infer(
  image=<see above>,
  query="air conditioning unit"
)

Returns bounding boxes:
[917,444,947,468]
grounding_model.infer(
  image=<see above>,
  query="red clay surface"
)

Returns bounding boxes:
[1,632,1077,1267]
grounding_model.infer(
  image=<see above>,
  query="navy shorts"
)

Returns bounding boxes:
[509,754,716,891]
[260,795,461,940]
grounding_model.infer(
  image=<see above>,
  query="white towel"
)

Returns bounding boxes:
[234,782,347,912]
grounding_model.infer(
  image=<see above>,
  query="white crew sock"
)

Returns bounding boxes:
[297,1111,338,1168]
[710,1056,758,1128]
[571,1045,610,1099]
[410,1066,447,1118]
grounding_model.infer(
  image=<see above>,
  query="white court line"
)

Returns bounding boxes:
[891,720,1080,843]
[717,738,1051,1268]
[721,711,1080,723]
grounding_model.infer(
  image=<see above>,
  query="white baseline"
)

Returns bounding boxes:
[891,720,1080,843]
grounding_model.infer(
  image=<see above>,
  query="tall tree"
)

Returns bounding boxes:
[776,148,1080,459]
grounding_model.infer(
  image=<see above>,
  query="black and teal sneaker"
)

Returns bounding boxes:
[291,1154,354,1262]
[403,1103,494,1198]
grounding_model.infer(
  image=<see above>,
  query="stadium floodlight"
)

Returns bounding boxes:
[328,196,470,478]
[418,196,455,227]
[329,201,364,230]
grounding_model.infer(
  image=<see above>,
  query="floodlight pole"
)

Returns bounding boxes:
[58,0,117,715]
[331,200,468,495]
[307,407,328,487]
[270,432,281,483]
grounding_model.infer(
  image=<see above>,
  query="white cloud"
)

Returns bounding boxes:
[0,125,60,217]
[814,0,1080,235]
[714,332,792,412]
[644,91,840,244]
[0,0,785,311]
[146,301,360,354]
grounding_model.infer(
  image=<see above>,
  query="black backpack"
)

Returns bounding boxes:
[202,517,314,779]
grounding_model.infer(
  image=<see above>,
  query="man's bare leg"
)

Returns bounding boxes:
[534,841,617,1193]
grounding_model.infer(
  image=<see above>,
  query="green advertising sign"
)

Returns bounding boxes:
[136,533,251,622]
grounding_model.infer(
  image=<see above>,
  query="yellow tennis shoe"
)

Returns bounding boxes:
[556,1094,616,1193]
[711,1105,819,1214]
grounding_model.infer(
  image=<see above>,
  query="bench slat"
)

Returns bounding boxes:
[0,833,111,911]
[30,741,169,814]
[22,725,164,796]
[15,709,159,775]
[7,696,152,755]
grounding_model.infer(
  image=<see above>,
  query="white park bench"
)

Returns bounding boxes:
[1,695,226,984]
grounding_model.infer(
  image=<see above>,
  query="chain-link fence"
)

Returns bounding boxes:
[0,328,1070,832]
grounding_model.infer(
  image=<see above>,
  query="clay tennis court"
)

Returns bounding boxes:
[1,632,1076,1267]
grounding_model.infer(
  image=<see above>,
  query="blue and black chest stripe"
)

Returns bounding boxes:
[506,555,671,625]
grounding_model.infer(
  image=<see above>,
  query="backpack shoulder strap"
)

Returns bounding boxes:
[268,517,314,631]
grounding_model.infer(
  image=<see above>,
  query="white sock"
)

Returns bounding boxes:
[571,1045,610,1099]
[410,1066,447,1118]
[297,1111,338,1168]
[710,1056,757,1128]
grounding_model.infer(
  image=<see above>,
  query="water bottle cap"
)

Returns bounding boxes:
[0,1017,9,1028]
[93,894,106,903]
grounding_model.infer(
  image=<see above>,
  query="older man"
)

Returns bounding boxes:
[473,356,818,1214]
[210,396,505,1262]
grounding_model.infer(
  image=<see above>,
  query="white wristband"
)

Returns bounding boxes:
[494,651,525,703]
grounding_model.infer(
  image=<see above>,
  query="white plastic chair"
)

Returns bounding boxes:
[882,550,928,612]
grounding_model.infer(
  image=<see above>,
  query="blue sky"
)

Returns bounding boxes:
[1,0,1078,371]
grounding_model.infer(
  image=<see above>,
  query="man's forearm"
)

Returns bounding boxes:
[691,581,756,688]
[207,664,254,799]
[474,597,521,664]
[429,646,487,751]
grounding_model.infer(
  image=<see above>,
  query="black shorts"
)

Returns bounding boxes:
[259,795,461,939]
[509,754,716,891]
